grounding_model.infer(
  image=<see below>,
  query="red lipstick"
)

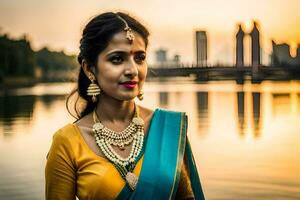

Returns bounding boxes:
[120,81,138,89]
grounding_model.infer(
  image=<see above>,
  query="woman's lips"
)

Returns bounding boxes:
[119,81,138,89]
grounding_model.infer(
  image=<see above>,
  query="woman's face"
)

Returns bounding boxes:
[94,31,147,101]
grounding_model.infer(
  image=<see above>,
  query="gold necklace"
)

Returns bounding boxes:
[92,103,144,190]
[92,104,144,150]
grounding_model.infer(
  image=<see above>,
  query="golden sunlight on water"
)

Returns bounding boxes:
[0,80,300,199]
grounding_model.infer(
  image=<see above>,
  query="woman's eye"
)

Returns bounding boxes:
[135,54,146,63]
[110,56,123,64]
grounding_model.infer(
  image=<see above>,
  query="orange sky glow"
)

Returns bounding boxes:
[0,0,299,65]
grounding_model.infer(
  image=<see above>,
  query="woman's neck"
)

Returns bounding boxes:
[95,93,135,123]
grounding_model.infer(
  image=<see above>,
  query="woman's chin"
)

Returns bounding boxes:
[114,93,138,101]
[119,90,139,100]
[122,95,137,101]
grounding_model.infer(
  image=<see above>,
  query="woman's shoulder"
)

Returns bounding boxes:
[51,123,78,141]
[140,106,188,126]
[137,105,154,122]
[46,123,77,163]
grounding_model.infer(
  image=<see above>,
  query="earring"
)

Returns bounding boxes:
[137,90,144,101]
[87,73,101,102]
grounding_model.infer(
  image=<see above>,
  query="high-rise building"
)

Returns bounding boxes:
[195,31,207,66]
[173,54,180,63]
[250,21,261,68]
[236,24,245,67]
[272,41,300,66]
[155,48,168,64]
[297,45,300,59]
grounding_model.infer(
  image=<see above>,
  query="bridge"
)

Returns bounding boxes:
[147,65,300,82]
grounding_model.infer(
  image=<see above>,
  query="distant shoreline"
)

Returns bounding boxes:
[0,76,76,88]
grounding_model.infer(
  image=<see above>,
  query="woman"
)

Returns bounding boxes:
[45,11,205,200]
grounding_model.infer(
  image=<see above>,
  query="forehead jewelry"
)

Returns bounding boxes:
[116,15,135,43]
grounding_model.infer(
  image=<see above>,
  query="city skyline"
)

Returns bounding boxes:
[1,0,300,65]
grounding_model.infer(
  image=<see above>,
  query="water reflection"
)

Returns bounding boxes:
[196,92,209,136]
[0,95,35,121]
[0,81,300,199]
[159,92,169,107]
[0,95,66,138]
[252,92,261,138]
[298,94,300,113]
[273,93,290,116]
[0,95,35,137]
[237,91,245,136]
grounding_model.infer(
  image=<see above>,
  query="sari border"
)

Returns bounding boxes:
[115,108,159,200]
[186,138,206,200]
[169,112,187,199]
[116,108,191,200]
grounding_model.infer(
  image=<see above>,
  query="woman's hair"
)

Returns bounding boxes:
[66,11,150,121]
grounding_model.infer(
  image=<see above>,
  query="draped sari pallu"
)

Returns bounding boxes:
[117,108,205,200]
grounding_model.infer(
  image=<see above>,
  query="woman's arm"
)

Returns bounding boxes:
[45,130,77,200]
[175,154,195,200]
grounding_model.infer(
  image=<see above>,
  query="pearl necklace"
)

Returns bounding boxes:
[92,104,144,190]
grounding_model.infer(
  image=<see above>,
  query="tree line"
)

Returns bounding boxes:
[0,33,78,83]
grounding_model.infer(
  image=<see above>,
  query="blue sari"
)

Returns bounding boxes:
[117,108,205,200]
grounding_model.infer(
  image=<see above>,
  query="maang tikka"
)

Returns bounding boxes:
[116,15,135,43]
[87,72,101,102]
[116,14,144,101]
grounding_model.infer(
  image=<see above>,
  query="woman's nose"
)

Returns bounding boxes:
[124,57,138,77]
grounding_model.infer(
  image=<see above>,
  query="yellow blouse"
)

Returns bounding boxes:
[45,123,194,200]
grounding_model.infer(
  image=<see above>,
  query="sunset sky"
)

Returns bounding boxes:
[1,0,300,65]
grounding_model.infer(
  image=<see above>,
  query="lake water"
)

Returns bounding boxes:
[0,80,300,200]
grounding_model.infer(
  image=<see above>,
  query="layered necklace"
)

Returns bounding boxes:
[92,103,144,190]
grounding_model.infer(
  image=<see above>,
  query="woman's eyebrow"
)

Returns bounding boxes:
[134,50,146,54]
[106,50,146,56]
[106,51,126,57]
